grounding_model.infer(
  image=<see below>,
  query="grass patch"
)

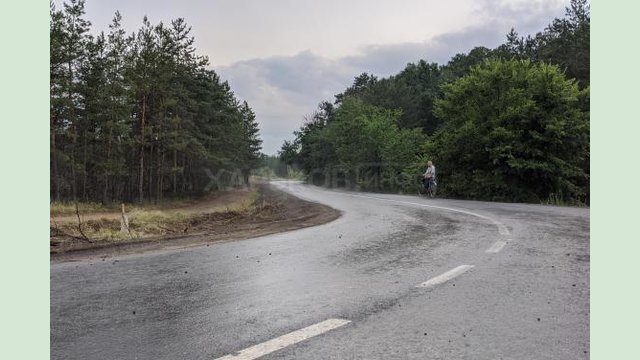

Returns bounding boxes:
[128,210,191,235]
[542,192,589,207]
[50,201,156,217]
[50,202,115,216]
[51,188,263,242]
[50,195,217,217]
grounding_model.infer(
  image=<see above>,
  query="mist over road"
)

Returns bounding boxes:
[51,181,589,359]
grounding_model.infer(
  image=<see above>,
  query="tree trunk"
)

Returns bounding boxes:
[156,144,162,202]
[148,141,154,203]
[138,95,146,203]
[68,60,78,201]
[173,149,177,195]
[243,169,250,188]
[71,125,78,201]
[103,122,113,204]
[82,130,88,201]
[51,117,60,201]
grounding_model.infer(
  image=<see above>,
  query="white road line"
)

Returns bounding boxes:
[485,240,508,253]
[417,265,475,288]
[214,318,351,360]
[338,193,510,236]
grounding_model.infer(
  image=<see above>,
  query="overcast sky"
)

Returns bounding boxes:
[74,0,569,154]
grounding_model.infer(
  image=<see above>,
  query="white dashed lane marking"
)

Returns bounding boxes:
[214,318,351,360]
[416,265,475,288]
[486,240,509,253]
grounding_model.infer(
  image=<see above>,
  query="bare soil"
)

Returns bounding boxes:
[50,184,341,263]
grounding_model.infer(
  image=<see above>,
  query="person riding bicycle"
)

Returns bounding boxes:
[422,160,436,192]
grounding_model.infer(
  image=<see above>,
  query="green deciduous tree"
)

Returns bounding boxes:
[281,98,424,190]
[431,59,589,202]
[282,2,590,202]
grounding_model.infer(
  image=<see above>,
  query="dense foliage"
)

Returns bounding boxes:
[50,0,262,203]
[280,99,424,191]
[430,60,589,202]
[281,0,590,203]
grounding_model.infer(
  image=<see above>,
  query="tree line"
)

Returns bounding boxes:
[50,0,262,204]
[280,0,590,204]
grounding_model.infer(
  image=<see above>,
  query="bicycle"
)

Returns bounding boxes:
[425,178,437,198]
[417,175,437,198]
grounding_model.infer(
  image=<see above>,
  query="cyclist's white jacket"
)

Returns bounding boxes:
[424,165,436,179]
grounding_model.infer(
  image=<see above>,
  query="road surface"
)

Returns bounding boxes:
[51,181,589,359]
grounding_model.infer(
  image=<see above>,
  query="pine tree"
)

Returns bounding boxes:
[50,3,263,202]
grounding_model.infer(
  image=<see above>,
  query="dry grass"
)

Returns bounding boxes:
[49,194,222,217]
[50,202,114,216]
[51,188,261,242]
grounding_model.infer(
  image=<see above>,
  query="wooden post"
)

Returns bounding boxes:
[120,203,130,234]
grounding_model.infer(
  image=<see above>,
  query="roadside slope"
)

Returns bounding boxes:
[50,184,341,262]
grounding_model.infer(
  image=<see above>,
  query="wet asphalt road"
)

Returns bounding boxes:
[50,181,589,359]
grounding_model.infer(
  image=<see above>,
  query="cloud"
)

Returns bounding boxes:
[218,1,569,154]
[219,52,358,154]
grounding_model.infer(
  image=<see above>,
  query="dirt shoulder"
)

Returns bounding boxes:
[50,184,341,263]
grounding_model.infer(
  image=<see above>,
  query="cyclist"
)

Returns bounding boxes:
[422,160,436,195]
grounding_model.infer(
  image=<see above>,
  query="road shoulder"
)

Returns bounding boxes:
[50,184,341,263]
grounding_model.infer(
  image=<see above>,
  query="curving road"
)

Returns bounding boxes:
[50,181,589,359]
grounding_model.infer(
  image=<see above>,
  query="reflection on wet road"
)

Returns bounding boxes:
[51,181,589,360]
